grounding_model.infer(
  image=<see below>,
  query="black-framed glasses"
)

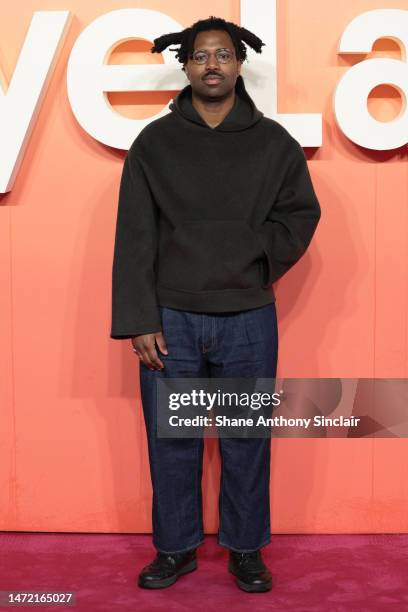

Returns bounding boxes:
[189,49,235,65]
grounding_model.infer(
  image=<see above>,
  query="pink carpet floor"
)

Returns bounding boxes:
[1,533,407,611]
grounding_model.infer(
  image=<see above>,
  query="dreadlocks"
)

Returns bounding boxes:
[150,15,265,69]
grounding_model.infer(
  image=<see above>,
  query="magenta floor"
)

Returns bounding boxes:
[0,533,407,611]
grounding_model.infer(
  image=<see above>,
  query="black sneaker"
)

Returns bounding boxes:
[228,550,272,592]
[138,548,197,589]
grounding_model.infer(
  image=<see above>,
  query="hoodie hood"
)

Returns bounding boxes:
[168,75,264,132]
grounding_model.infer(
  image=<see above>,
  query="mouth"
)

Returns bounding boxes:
[203,76,224,86]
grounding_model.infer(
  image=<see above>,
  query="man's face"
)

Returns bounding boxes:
[183,29,242,99]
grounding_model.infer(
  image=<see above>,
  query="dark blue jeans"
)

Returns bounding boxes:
[139,302,278,554]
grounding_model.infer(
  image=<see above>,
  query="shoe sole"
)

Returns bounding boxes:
[235,578,272,593]
[138,559,197,589]
[229,567,272,593]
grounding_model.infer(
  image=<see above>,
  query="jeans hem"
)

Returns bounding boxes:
[217,535,271,553]
[153,538,205,555]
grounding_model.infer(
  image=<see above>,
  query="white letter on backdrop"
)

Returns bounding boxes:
[334,9,408,150]
[67,8,186,150]
[240,0,322,146]
[0,11,70,193]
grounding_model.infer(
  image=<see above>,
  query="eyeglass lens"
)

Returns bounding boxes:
[191,49,234,64]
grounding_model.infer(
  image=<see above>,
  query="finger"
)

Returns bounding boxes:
[139,350,155,370]
[131,340,143,355]
[146,345,164,370]
[131,342,142,357]
[155,332,169,355]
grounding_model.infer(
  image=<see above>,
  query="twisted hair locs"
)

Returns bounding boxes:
[150,15,265,69]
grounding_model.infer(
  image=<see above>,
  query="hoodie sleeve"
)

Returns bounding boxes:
[110,151,162,339]
[255,141,321,286]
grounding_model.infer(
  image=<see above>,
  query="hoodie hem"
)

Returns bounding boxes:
[156,284,275,313]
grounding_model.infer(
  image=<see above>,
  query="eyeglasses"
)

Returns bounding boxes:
[189,49,235,65]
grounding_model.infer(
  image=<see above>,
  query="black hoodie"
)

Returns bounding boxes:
[110,75,321,339]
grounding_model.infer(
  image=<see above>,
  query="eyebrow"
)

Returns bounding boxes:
[193,47,231,52]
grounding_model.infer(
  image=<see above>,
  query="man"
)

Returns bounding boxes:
[110,16,321,593]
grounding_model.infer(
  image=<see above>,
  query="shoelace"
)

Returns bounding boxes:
[233,551,264,572]
[150,552,177,569]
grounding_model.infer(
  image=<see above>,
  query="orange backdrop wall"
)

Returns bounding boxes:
[1,0,408,534]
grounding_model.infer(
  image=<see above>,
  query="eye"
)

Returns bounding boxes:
[217,51,233,63]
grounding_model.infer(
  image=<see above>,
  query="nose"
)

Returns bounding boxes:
[205,52,221,70]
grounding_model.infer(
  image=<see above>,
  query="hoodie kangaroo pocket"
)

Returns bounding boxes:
[158,220,265,292]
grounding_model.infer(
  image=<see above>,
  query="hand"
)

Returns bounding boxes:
[131,331,168,370]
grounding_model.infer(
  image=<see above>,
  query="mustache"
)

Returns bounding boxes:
[202,73,224,80]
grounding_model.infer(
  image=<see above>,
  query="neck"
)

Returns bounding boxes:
[191,89,236,129]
